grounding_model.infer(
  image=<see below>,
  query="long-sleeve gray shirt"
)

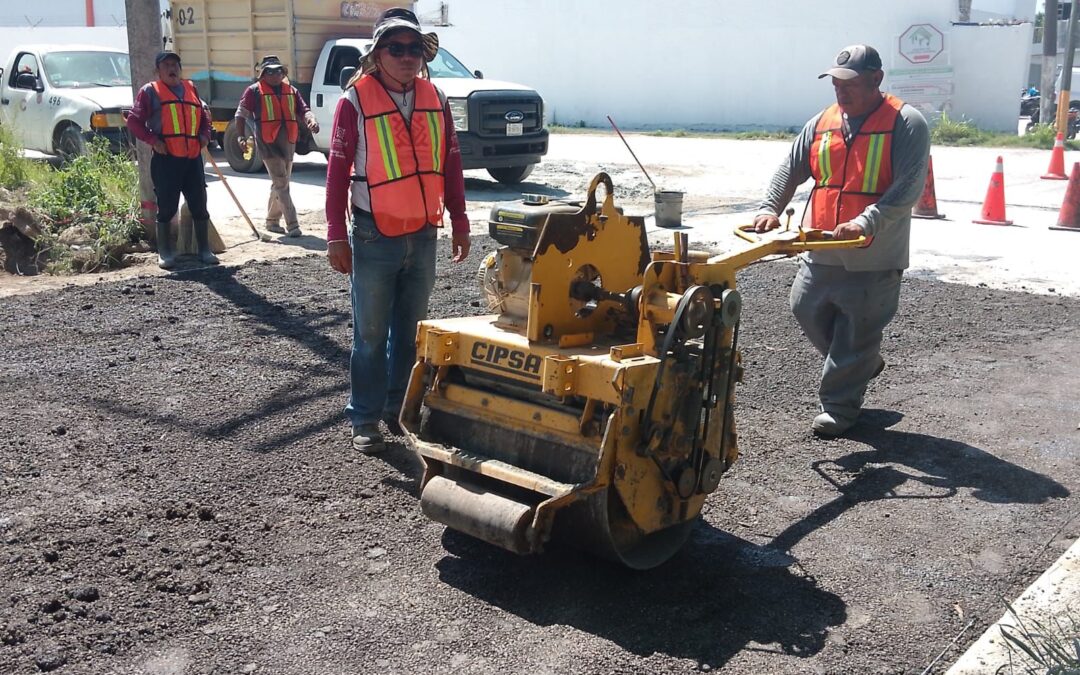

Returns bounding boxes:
[757,99,930,271]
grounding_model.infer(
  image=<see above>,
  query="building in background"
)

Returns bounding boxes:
[416,0,1036,132]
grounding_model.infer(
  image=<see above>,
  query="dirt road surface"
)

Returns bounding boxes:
[2,131,1078,672]
[1,225,1077,672]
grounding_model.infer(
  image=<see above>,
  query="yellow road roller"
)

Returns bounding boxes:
[401,173,862,569]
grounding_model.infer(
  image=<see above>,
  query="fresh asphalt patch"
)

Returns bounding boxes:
[1,237,1076,673]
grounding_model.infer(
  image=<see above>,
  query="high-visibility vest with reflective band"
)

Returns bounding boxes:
[807,94,903,234]
[151,79,202,159]
[257,80,299,144]
[354,75,446,237]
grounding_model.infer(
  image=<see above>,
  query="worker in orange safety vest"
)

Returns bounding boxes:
[126,50,216,269]
[234,55,319,238]
[324,8,471,454]
[753,44,929,437]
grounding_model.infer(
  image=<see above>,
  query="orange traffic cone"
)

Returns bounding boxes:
[1050,162,1080,232]
[973,156,1013,226]
[1042,133,1068,180]
[912,155,946,219]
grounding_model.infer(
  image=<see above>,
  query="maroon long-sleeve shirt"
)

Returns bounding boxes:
[125,80,212,146]
[324,83,468,243]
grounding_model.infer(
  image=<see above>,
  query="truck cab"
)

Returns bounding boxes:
[310,39,548,184]
[0,44,132,159]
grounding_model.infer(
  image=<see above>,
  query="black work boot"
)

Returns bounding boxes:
[193,219,219,265]
[155,221,175,270]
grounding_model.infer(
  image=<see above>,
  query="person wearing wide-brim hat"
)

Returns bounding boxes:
[234,54,319,237]
[324,7,470,454]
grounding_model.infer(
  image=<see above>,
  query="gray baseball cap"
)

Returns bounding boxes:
[818,45,882,80]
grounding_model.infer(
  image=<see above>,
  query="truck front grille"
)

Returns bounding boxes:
[471,93,543,137]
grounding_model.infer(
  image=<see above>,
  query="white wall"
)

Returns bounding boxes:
[952,22,1034,129]
[418,0,1032,133]
[971,0,1037,21]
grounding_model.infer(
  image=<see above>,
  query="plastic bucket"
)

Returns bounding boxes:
[654,191,684,228]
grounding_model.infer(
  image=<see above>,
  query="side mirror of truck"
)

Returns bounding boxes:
[473,70,483,80]
[339,66,356,91]
[15,72,42,91]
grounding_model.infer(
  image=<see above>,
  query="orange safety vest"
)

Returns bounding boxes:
[354,74,446,237]
[257,80,299,144]
[807,93,903,232]
[151,79,203,159]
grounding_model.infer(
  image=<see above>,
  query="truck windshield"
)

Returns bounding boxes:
[429,48,474,79]
[42,51,132,89]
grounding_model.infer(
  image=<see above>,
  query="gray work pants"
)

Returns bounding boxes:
[789,260,902,421]
[262,154,297,227]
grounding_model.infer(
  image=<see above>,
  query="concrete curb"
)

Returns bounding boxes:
[946,536,1080,674]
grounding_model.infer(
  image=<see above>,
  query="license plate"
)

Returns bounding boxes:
[506,122,523,136]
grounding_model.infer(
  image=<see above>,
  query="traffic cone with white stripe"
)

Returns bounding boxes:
[912,155,945,219]
[1042,133,1068,180]
[973,156,1013,226]
[1050,162,1080,232]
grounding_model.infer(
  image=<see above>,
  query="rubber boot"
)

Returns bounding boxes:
[156,221,175,270]
[194,219,219,265]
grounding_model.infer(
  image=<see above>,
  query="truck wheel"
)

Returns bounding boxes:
[57,125,87,162]
[223,119,264,173]
[487,164,534,185]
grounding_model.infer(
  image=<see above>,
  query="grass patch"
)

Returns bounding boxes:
[931,113,1078,150]
[0,132,143,274]
[30,136,141,273]
[999,601,1079,674]
[0,125,47,189]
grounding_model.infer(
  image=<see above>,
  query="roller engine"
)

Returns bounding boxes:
[400,173,860,568]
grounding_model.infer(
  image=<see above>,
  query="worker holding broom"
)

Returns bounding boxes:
[126,50,217,269]
[234,55,320,238]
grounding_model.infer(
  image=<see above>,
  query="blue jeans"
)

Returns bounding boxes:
[346,210,437,426]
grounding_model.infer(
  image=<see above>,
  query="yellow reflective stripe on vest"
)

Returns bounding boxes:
[187,103,197,136]
[425,111,442,172]
[285,95,296,120]
[817,131,833,186]
[166,103,181,134]
[862,133,886,193]
[263,95,276,122]
[374,115,402,180]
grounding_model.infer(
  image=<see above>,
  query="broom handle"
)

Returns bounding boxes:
[203,149,261,238]
[606,115,656,192]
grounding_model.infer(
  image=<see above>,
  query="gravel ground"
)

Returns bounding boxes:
[1,236,1077,674]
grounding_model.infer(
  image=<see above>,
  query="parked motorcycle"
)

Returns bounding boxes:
[1026,100,1080,139]
[1020,88,1040,118]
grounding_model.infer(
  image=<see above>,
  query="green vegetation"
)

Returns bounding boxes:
[0,129,142,274]
[931,113,1078,150]
[0,125,45,189]
[999,602,1079,674]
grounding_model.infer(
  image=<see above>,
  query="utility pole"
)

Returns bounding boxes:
[1057,0,1080,134]
[1043,0,1058,124]
[124,0,163,242]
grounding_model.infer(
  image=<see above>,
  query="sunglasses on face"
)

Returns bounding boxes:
[382,42,425,58]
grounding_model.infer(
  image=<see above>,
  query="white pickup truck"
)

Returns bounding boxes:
[305,39,548,184]
[0,44,132,159]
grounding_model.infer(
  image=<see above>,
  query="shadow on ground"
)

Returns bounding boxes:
[770,409,1069,553]
[436,521,844,669]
